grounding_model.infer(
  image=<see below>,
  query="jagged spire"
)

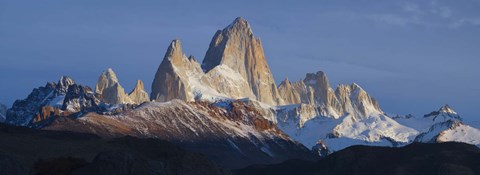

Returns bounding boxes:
[129,80,149,104]
[95,68,133,104]
[201,17,283,105]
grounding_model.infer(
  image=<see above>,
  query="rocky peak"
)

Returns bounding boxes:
[202,17,283,105]
[151,40,197,102]
[424,104,461,121]
[95,68,132,104]
[128,80,150,104]
[304,71,340,113]
[279,77,292,88]
[439,104,457,114]
[224,17,253,36]
[55,76,75,95]
[95,68,119,94]
[62,84,100,113]
[165,39,188,67]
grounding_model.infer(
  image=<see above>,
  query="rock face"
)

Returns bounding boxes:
[95,68,133,104]
[202,17,283,105]
[151,40,202,102]
[277,78,313,105]
[151,39,256,103]
[128,80,149,104]
[278,71,383,120]
[151,18,283,105]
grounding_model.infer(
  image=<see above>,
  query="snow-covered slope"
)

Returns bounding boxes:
[276,104,418,152]
[415,120,480,146]
[273,71,419,152]
[411,105,480,147]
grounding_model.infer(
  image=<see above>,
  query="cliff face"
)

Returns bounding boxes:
[150,39,204,102]
[202,17,283,106]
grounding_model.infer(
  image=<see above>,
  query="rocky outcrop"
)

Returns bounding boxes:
[95,68,133,104]
[128,80,149,104]
[202,17,283,105]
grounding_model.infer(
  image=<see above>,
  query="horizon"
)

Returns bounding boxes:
[1,0,479,120]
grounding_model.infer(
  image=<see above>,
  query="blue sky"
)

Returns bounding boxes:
[1,0,479,119]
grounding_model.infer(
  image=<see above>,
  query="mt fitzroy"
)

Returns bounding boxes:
[151,17,283,105]
[4,17,480,168]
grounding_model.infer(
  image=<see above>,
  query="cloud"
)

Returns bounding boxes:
[429,0,452,18]
[450,18,480,28]
[365,14,423,27]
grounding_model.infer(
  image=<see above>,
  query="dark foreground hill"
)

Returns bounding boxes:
[0,123,231,175]
[236,142,480,175]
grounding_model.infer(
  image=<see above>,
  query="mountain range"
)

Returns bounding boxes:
[1,17,480,171]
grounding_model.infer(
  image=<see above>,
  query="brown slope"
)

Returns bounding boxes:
[44,100,317,169]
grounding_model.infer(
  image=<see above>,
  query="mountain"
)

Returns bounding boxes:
[0,103,6,122]
[407,105,480,146]
[4,17,480,173]
[44,99,317,169]
[5,76,102,126]
[275,71,417,152]
[236,142,480,175]
[202,17,283,105]
[95,68,134,104]
[424,104,462,122]
[0,123,232,175]
[151,17,283,106]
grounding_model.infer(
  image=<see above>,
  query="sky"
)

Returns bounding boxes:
[1,0,479,120]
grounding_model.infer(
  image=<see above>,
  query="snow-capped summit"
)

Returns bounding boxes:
[424,104,461,122]
[415,120,480,147]
[275,71,415,153]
